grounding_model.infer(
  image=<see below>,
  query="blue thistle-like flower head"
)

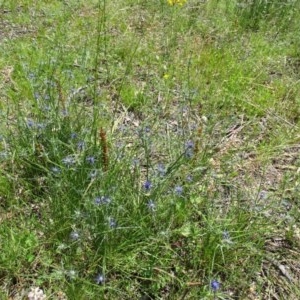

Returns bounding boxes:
[70,132,77,139]
[86,156,96,164]
[95,273,105,285]
[27,119,35,128]
[211,279,220,292]
[70,231,80,241]
[147,200,156,212]
[186,174,193,182]
[108,217,117,228]
[157,163,166,177]
[185,140,195,149]
[222,230,234,245]
[184,140,195,158]
[62,155,76,167]
[95,196,111,205]
[89,169,98,178]
[258,190,268,200]
[143,180,152,191]
[174,185,183,195]
[77,141,85,151]
[132,158,140,167]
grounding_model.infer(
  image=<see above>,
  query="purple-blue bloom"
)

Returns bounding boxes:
[184,140,195,158]
[211,279,220,292]
[157,163,166,177]
[61,109,68,117]
[95,196,111,205]
[222,230,230,240]
[222,230,234,244]
[77,141,85,151]
[86,156,96,164]
[143,180,152,191]
[70,132,77,139]
[132,158,140,167]
[186,174,193,182]
[258,190,268,200]
[185,140,195,149]
[175,185,183,195]
[108,217,117,228]
[27,119,35,128]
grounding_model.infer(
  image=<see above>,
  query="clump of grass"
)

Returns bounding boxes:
[1,71,270,299]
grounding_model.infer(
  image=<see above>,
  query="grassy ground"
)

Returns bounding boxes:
[1,0,300,299]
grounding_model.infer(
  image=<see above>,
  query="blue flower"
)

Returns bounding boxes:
[70,132,77,139]
[77,141,85,151]
[86,156,96,164]
[28,72,35,80]
[95,273,105,285]
[70,231,80,241]
[174,185,183,196]
[108,217,117,228]
[51,166,61,174]
[61,109,68,117]
[143,180,152,191]
[36,123,45,130]
[222,230,230,240]
[89,169,98,178]
[258,190,268,200]
[157,163,166,177]
[147,200,156,212]
[185,140,195,149]
[132,158,140,167]
[27,119,35,128]
[34,92,40,100]
[185,140,195,158]
[211,279,220,292]
[186,174,193,182]
[138,126,151,138]
[43,105,50,112]
[95,196,111,205]
[62,155,76,167]
[185,150,194,158]
[222,230,234,245]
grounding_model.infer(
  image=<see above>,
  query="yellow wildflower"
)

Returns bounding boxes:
[167,0,187,6]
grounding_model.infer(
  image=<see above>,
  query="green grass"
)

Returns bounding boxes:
[1,0,300,299]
